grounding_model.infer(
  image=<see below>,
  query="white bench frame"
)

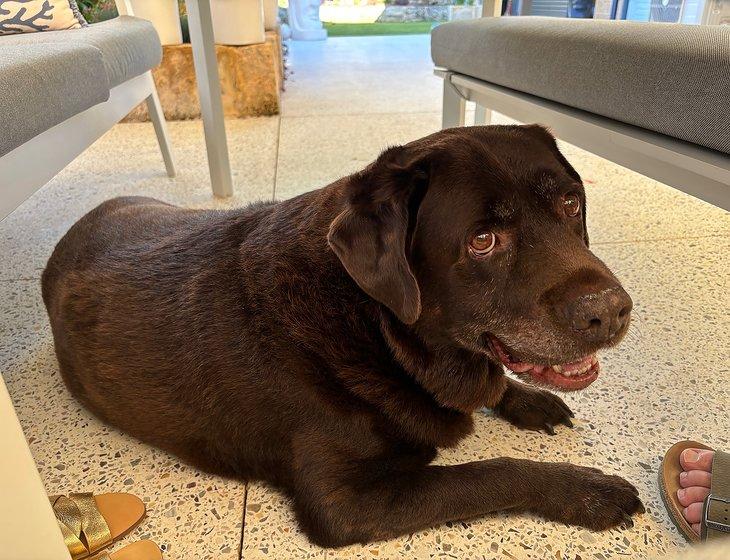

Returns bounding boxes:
[437,70,730,210]
[0,71,175,222]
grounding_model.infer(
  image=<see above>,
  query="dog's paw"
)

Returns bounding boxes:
[494,383,574,435]
[536,463,645,530]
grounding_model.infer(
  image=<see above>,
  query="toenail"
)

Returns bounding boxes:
[680,471,687,480]
[684,450,700,463]
[678,489,685,499]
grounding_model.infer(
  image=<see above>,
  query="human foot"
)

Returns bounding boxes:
[676,448,715,536]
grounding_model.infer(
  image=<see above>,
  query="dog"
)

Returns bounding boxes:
[42,125,643,547]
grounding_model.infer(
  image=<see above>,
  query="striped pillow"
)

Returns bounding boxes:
[0,1,87,35]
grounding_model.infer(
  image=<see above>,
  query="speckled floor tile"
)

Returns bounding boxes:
[0,279,247,559]
[240,236,728,559]
[243,483,327,560]
[0,117,278,281]
[282,35,442,118]
[274,112,442,200]
[0,279,48,377]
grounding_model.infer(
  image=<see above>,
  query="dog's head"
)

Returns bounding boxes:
[328,125,632,391]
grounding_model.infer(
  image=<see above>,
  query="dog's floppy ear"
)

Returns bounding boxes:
[521,124,589,246]
[328,145,434,324]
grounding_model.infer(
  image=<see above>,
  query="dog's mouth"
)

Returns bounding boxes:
[486,335,599,391]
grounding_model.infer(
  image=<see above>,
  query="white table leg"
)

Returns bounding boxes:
[442,77,466,129]
[474,105,492,125]
[185,0,234,197]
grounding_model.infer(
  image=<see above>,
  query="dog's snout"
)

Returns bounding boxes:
[565,287,632,343]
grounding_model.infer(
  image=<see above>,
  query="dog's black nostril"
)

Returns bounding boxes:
[564,286,632,343]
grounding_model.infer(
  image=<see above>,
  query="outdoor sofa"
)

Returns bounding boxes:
[432,16,730,210]
[0,15,175,222]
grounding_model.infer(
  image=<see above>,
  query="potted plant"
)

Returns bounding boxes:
[210,0,265,45]
[125,0,183,45]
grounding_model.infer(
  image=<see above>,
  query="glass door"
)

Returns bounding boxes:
[621,0,728,24]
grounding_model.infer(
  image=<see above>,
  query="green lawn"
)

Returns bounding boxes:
[323,22,434,37]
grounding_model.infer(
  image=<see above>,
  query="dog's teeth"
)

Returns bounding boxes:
[552,361,595,378]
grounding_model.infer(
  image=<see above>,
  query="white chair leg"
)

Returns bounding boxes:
[474,105,492,126]
[442,76,466,129]
[144,72,176,178]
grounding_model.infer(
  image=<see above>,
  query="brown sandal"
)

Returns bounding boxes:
[660,440,730,543]
[50,492,146,559]
[92,540,161,560]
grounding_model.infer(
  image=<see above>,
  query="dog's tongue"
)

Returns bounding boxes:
[489,337,599,391]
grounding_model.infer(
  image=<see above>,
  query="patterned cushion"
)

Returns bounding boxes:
[0,0,86,35]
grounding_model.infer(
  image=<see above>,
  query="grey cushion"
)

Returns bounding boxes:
[0,44,109,157]
[432,17,730,154]
[1,16,162,88]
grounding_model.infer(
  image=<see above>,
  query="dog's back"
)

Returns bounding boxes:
[42,196,285,475]
[43,196,191,307]
[43,197,177,402]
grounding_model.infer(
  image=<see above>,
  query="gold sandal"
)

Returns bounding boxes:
[91,540,162,560]
[50,492,146,559]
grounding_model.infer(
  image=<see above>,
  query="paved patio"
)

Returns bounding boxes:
[1,35,728,559]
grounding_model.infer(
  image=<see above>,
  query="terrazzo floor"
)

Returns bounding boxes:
[1,35,729,560]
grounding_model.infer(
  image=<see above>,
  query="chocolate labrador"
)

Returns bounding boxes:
[42,125,643,547]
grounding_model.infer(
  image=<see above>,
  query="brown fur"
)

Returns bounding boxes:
[42,125,643,547]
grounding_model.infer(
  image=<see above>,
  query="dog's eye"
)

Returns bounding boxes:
[562,193,581,217]
[469,232,497,258]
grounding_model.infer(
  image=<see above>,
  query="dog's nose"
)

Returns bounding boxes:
[565,287,633,343]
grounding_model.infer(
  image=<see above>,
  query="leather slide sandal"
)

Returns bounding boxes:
[660,440,730,543]
[92,540,162,560]
[50,492,146,559]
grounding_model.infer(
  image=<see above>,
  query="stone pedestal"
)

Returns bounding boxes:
[124,30,283,122]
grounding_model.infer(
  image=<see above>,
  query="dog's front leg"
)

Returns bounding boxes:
[492,377,575,435]
[292,456,643,547]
